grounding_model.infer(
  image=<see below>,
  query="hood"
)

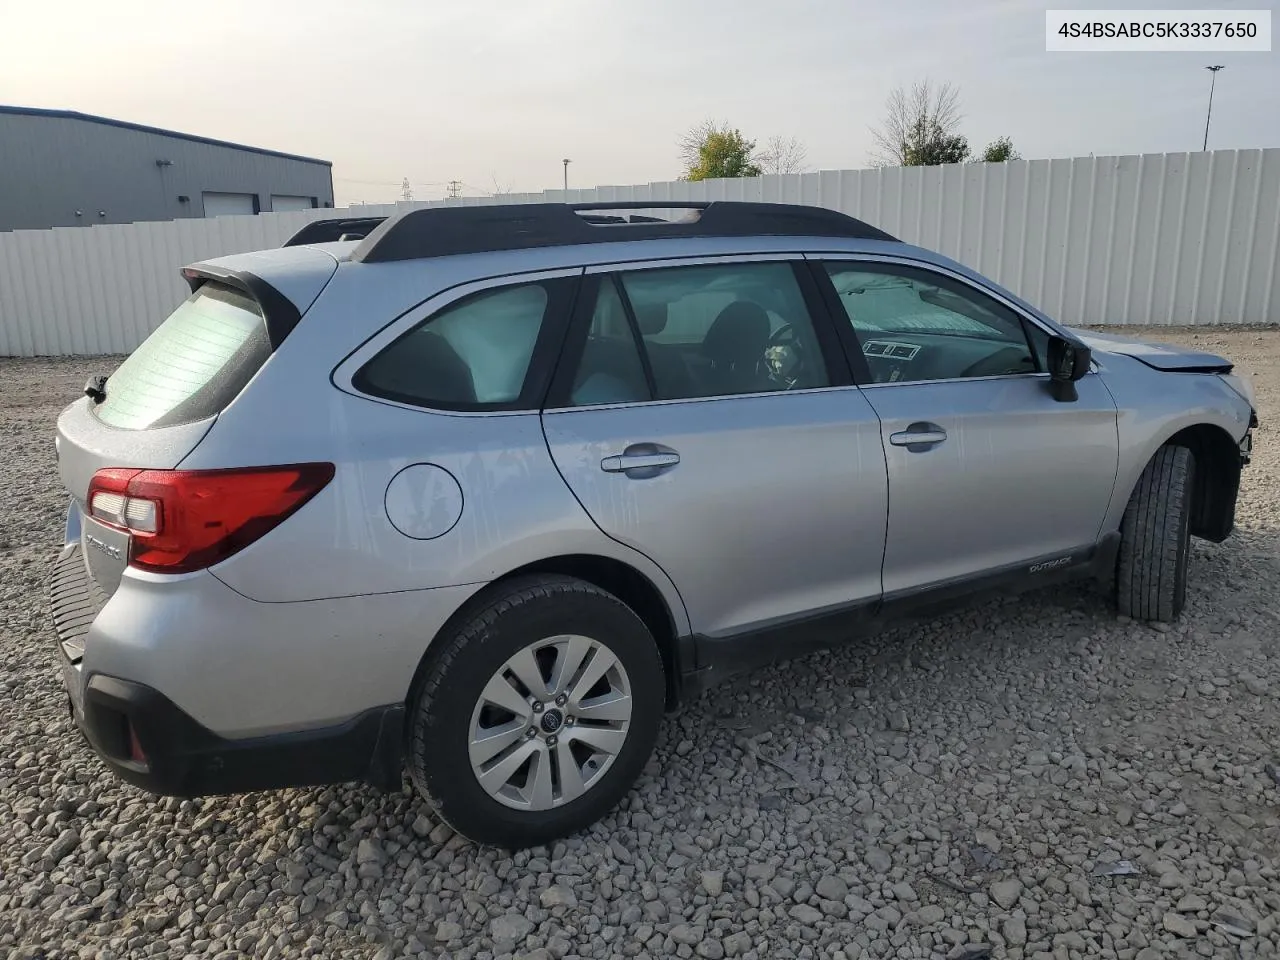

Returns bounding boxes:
[1066,328,1233,373]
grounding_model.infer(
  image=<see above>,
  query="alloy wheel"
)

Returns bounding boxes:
[467,634,633,811]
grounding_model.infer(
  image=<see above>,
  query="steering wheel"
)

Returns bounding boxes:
[957,345,1037,379]
[759,323,809,388]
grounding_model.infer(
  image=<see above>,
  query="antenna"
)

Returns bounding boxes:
[447,180,462,199]
[400,177,413,202]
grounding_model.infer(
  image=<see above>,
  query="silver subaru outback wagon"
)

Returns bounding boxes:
[50,202,1257,847]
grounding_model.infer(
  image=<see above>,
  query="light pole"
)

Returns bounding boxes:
[1203,65,1225,151]
[562,158,571,192]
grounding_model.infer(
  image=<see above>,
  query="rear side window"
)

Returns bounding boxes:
[355,281,562,410]
[95,282,270,430]
[617,261,832,399]
[569,279,651,406]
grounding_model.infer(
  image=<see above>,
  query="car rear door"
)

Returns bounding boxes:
[811,256,1119,597]
[541,255,888,641]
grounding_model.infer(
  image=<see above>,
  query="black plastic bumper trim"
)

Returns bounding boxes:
[49,543,108,663]
[76,674,404,797]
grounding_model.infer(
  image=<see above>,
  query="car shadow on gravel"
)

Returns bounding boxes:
[10,536,1279,958]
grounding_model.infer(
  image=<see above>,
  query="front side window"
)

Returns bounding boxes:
[569,261,830,402]
[356,283,551,408]
[823,263,1040,384]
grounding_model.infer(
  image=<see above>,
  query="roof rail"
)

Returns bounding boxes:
[283,216,388,247]
[350,201,897,264]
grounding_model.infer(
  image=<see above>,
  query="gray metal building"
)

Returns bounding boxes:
[0,106,334,232]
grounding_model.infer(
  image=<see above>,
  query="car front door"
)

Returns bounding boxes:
[812,256,1120,597]
[541,256,888,640]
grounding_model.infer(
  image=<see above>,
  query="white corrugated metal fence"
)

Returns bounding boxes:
[2,149,1278,356]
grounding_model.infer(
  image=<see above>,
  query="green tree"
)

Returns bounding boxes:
[871,80,971,167]
[679,121,763,180]
[978,137,1021,162]
[902,119,971,166]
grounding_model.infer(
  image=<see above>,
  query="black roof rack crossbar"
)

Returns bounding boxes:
[350,201,897,264]
[283,216,388,247]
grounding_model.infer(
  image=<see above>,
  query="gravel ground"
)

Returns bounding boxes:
[2,328,1278,960]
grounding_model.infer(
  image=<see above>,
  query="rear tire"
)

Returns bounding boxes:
[1116,444,1195,622]
[407,574,664,849]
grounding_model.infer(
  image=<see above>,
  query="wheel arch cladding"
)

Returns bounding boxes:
[1163,423,1243,543]
[406,555,683,717]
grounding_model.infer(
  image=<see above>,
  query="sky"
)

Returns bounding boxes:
[1,0,1277,206]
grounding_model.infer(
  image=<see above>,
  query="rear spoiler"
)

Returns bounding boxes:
[182,265,301,348]
[283,217,387,247]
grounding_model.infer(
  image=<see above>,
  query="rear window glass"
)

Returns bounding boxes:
[94,282,270,430]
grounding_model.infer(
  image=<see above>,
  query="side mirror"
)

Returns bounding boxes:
[1046,335,1091,402]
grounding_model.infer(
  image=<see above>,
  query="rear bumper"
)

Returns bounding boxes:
[47,540,471,797]
[48,536,478,736]
[69,672,404,796]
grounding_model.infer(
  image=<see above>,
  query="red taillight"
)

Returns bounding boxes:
[87,463,334,574]
[128,723,147,764]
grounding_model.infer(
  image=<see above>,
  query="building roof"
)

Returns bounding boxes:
[0,104,331,167]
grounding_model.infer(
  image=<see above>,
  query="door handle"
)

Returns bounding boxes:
[601,443,680,477]
[601,452,681,473]
[889,423,947,450]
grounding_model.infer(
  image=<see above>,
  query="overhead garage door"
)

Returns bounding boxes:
[271,195,316,212]
[202,192,257,218]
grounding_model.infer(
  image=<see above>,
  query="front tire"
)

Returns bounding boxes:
[408,574,664,848]
[1116,445,1195,622]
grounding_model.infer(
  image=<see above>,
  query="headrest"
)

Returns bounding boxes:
[702,301,771,364]
[633,303,668,336]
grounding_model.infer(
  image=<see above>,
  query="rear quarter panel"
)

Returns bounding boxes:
[177,261,691,633]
